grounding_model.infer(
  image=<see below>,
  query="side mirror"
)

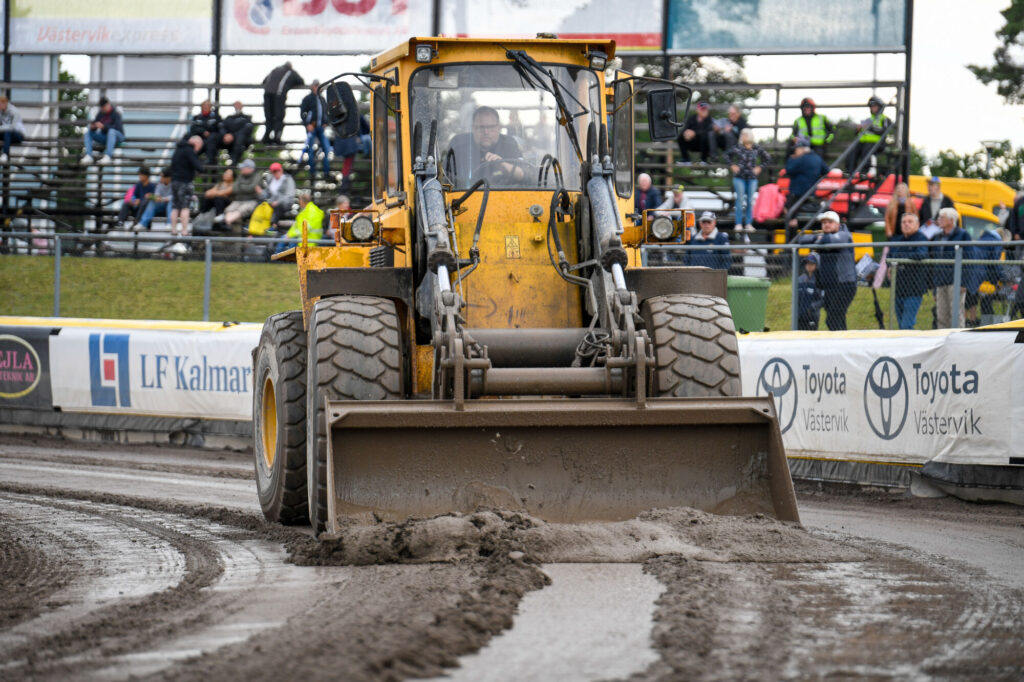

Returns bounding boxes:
[325,81,359,138]
[647,88,683,141]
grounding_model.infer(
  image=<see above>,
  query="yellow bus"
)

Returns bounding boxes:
[909,175,1016,217]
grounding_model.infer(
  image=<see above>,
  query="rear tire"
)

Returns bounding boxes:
[642,294,741,397]
[253,310,309,524]
[307,296,403,535]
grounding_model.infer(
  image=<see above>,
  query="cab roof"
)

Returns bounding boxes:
[370,36,617,73]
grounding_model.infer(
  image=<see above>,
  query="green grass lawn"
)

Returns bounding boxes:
[2,256,300,322]
[0,254,951,331]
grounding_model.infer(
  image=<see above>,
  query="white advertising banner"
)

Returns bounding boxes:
[11,1,212,54]
[223,0,432,54]
[439,0,663,50]
[738,331,1024,467]
[50,327,260,421]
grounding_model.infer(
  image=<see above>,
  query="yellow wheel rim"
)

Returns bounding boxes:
[261,376,278,469]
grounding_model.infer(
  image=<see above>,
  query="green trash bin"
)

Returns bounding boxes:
[727,275,771,332]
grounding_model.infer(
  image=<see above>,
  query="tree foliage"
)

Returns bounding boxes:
[620,55,760,107]
[968,0,1024,104]
[923,141,1023,185]
[57,67,88,157]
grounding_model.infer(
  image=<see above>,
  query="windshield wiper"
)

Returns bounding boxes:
[504,49,585,163]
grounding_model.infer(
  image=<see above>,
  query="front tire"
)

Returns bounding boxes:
[253,310,309,524]
[306,296,403,535]
[642,294,741,397]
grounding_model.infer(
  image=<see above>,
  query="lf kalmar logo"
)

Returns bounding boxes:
[863,356,909,440]
[756,357,797,433]
[235,0,382,33]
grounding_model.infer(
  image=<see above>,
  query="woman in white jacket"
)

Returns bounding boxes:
[0,96,26,163]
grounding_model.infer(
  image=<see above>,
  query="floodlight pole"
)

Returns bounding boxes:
[3,0,10,98]
[901,0,914,181]
[213,0,223,103]
[660,0,671,79]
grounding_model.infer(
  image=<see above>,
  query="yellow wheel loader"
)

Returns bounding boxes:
[252,37,799,535]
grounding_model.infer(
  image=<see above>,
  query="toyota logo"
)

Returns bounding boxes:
[756,357,797,433]
[863,357,908,440]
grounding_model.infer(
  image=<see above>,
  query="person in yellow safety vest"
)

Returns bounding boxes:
[847,95,891,176]
[790,97,834,160]
[275,191,324,253]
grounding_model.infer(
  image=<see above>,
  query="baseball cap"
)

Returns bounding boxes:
[312,79,320,87]
[269,162,283,171]
[928,175,941,185]
[696,101,710,110]
[795,136,811,149]
[819,210,840,223]
[699,210,716,222]
[803,253,820,265]
[239,159,255,170]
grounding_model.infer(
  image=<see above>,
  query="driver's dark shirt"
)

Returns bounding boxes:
[445,133,522,185]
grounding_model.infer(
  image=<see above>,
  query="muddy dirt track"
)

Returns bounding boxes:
[1,435,1023,681]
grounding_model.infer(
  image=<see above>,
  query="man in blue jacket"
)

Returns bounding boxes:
[300,81,331,179]
[686,211,731,270]
[82,97,125,165]
[890,213,930,329]
[930,207,971,328]
[784,138,830,236]
[799,211,856,330]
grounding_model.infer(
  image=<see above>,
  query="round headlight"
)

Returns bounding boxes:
[350,215,375,242]
[650,216,675,241]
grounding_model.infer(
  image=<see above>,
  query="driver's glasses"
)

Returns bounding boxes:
[473,124,499,132]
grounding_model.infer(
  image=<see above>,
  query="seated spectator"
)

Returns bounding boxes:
[257,162,297,231]
[0,96,26,163]
[276,191,324,253]
[325,194,351,241]
[332,115,371,192]
[81,97,125,165]
[654,184,693,216]
[710,104,748,161]
[223,159,261,230]
[797,253,825,330]
[138,169,173,229]
[219,101,254,166]
[189,99,222,166]
[677,101,712,163]
[117,166,156,227]
[201,168,234,216]
[889,213,930,329]
[686,211,731,270]
[634,173,662,223]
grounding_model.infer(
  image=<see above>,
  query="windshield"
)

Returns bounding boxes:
[409,63,601,191]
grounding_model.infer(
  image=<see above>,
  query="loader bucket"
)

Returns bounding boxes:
[324,397,799,533]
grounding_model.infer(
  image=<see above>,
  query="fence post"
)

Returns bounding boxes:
[53,235,61,317]
[952,244,962,327]
[203,239,212,322]
[790,246,798,330]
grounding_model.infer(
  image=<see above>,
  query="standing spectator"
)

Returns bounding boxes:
[168,135,205,241]
[189,99,222,165]
[930,207,971,328]
[996,201,1010,227]
[797,253,825,330]
[799,211,856,330]
[847,96,890,176]
[1008,190,1024,242]
[300,81,331,180]
[256,162,297,231]
[0,96,26,163]
[219,101,254,166]
[726,128,770,233]
[963,225,1005,327]
[223,159,261,230]
[790,98,833,160]
[81,97,125,165]
[686,211,730,270]
[677,101,713,163]
[784,138,830,235]
[117,166,156,227]
[710,104,748,161]
[884,182,918,238]
[201,168,235,216]
[889,213,930,329]
[262,62,304,145]
[634,173,663,222]
[918,176,954,232]
[332,114,370,192]
[138,169,173,229]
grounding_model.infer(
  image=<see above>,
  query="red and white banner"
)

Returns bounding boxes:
[224,0,432,54]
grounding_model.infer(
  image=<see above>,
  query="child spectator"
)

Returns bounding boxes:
[797,253,825,330]
[138,169,173,228]
[81,97,125,165]
[117,166,156,227]
[0,96,26,163]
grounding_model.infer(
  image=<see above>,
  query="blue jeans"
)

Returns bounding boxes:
[733,176,757,227]
[138,199,169,228]
[895,295,923,329]
[2,130,24,155]
[84,128,125,156]
[300,126,331,175]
